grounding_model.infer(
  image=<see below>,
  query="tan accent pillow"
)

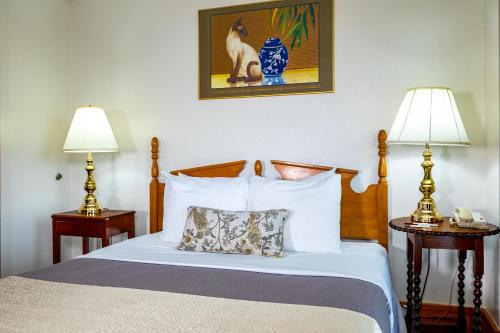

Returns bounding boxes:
[177,206,290,258]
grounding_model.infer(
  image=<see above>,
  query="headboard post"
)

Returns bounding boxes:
[377,130,388,250]
[254,160,263,176]
[150,137,160,234]
[378,130,387,184]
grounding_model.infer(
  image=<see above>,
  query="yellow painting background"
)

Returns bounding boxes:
[210,7,319,76]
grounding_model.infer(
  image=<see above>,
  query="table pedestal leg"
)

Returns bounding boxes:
[52,233,61,264]
[406,236,414,326]
[457,250,467,331]
[472,274,483,332]
[412,272,422,333]
[472,238,484,333]
[82,237,89,254]
[412,234,422,333]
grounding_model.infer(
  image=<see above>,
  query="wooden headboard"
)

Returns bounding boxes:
[149,130,388,249]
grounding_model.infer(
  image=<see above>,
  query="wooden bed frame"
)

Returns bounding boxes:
[150,130,388,249]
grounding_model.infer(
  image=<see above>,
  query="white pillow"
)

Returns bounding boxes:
[159,172,249,244]
[248,171,342,253]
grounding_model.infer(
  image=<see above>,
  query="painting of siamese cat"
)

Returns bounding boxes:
[226,18,262,84]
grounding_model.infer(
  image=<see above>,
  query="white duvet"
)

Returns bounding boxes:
[83,233,405,333]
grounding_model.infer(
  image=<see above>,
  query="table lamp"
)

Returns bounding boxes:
[388,87,470,223]
[63,106,119,215]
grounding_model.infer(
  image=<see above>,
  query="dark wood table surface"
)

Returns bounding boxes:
[389,217,499,333]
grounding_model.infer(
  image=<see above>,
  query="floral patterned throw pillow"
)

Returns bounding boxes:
[177,206,290,258]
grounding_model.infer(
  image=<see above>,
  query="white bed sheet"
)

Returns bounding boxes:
[82,233,405,333]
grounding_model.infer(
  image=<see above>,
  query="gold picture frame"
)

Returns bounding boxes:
[199,0,334,99]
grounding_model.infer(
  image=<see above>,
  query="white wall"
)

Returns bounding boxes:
[484,0,500,325]
[67,0,497,310]
[0,0,73,276]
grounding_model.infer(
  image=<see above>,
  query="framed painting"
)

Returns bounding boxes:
[199,0,334,99]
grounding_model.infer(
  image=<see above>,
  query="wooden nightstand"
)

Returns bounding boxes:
[52,210,135,264]
[390,217,499,333]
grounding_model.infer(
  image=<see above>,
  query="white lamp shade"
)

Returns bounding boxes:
[388,87,470,146]
[63,106,119,153]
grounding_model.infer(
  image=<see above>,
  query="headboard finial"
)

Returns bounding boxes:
[254,160,263,176]
[378,130,387,184]
[151,137,159,183]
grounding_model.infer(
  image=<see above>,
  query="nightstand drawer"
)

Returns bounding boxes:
[54,220,101,237]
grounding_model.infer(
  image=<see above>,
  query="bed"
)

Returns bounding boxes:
[1,129,405,333]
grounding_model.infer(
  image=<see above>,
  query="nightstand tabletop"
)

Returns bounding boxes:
[389,216,499,237]
[52,210,135,220]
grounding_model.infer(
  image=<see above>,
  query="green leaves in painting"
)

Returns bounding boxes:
[268,3,317,49]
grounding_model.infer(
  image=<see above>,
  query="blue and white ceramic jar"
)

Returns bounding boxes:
[258,37,288,77]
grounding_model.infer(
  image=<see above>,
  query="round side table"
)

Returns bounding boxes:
[389,217,499,333]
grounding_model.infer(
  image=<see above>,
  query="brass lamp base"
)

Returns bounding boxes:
[411,143,443,223]
[79,202,103,216]
[411,200,443,223]
[79,152,103,216]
